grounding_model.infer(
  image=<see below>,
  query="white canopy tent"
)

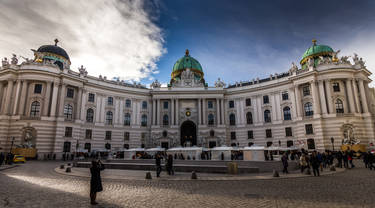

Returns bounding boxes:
[167,146,204,160]
[242,146,265,161]
[124,148,145,159]
[210,146,233,160]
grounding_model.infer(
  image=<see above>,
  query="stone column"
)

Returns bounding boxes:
[275,93,282,120]
[157,99,160,125]
[318,81,328,115]
[12,80,22,115]
[100,96,106,123]
[3,80,14,115]
[358,79,369,113]
[235,99,240,125]
[289,87,297,119]
[58,84,66,117]
[176,99,179,125]
[271,93,277,121]
[152,99,156,125]
[220,98,225,125]
[95,96,101,123]
[137,100,141,125]
[294,86,302,117]
[311,81,321,115]
[42,82,52,116]
[202,99,206,125]
[216,98,221,125]
[257,96,263,122]
[0,82,3,111]
[346,79,356,113]
[253,97,259,122]
[171,99,175,125]
[352,79,360,113]
[198,98,202,125]
[80,90,87,121]
[324,80,334,114]
[75,87,82,120]
[119,99,124,124]
[50,82,59,117]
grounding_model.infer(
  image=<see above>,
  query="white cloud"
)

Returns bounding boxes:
[0,0,165,82]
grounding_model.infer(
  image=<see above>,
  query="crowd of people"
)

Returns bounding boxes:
[0,152,15,166]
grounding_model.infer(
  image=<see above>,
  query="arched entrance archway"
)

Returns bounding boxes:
[180,120,197,146]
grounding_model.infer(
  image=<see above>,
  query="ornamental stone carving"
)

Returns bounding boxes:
[172,68,204,87]
[11,54,18,65]
[214,78,226,88]
[150,79,161,88]
[288,62,298,74]
[78,65,88,77]
[2,57,9,67]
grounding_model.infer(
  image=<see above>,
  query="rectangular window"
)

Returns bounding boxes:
[282,92,289,100]
[34,84,42,94]
[163,101,169,109]
[285,127,292,137]
[207,101,213,109]
[67,88,74,98]
[65,127,73,137]
[305,124,314,135]
[302,86,310,96]
[85,129,92,139]
[246,98,251,106]
[124,132,130,141]
[333,82,340,92]
[247,130,253,139]
[125,99,131,108]
[230,132,236,140]
[266,129,272,138]
[107,97,113,105]
[105,131,112,140]
[88,93,95,102]
[263,95,269,104]
[229,100,234,108]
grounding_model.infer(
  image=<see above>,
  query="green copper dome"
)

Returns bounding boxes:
[300,40,334,64]
[172,50,203,72]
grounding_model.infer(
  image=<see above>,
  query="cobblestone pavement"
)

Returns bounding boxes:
[0,160,374,208]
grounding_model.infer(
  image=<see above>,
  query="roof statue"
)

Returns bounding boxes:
[150,79,161,88]
[11,54,18,65]
[78,65,88,77]
[214,78,226,88]
[288,62,298,74]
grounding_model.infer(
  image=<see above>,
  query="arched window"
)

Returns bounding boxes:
[141,115,147,127]
[304,102,313,116]
[64,104,73,120]
[307,138,315,149]
[163,114,169,126]
[124,113,131,126]
[105,143,111,150]
[142,101,147,109]
[106,111,113,125]
[208,114,214,125]
[264,110,271,123]
[335,99,344,113]
[63,141,71,152]
[30,101,40,117]
[229,113,236,126]
[246,112,253,124]
[86,108,94,123]
[283,106,291,120]
[125,99,131,108]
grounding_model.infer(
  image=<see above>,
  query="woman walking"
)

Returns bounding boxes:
[90,160,105,205]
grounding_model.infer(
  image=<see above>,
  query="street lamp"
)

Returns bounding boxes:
[10,137,15,153]
[330,137,334,151]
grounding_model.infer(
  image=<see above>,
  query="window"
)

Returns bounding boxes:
[163,114,169,126]
[287,140,294,147]
[124,132,130,141]
[86,108,94,123]
[105,143,111,150]
[305,124,314,135]
[304,102,313,116]
[282,92,289,100]
[163,101,169,109]
[84,143,91,152]
[105,131,112,140]
[141,115,147,127]
[208,114,214,125]
[210,130,215,137]
[302,86,310,96]
[333,82,340,92]
[263,95,269,104]
[64,104,73,120]
[307,139,315,149]
[248,142,254,147]
[264,110,271,123]
[266,129,272,138]
[67,88,74,98]
[107,97,113,106]
[142,101,147,109]
[63,142,71,153]
[106,111,113,125]
[285,127,292,137]
[65,127,73,137]
[162,131,168,137]
[85,129,92,139]
[30,101,40,117]
[207,101,213,109]
[125,99,131,108]
[283,106,291,120]
[246,98,251,106]
[34,84,42,94]
[123,144,129,149]
[124,113,131,126]
[229,100,234,108]
[229,113,236,126]
[230,132,236,140]
[88,93,95,102]
[246,112,253,124]
[141,133,146,139]
[248,130,253,139]
[266,141,273,147]
[335,99,344,113]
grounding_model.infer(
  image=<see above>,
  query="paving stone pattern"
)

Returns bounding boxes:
[0,161,374,208]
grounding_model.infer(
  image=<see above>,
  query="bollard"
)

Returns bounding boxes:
[273,170,279,177]
[145,172,152,179]
[66,167,71,173]
[330,166,336,171]
[60,165,65,169]
[191,171,197,179]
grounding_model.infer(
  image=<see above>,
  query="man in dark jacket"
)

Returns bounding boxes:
[166,154,174,175]
[0,152,4,166]
[311,151,320,176]
[90,160,105,205]
[281,153,289,174]
[155,154,162,177]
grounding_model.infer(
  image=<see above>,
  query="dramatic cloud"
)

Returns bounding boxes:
[0,0,165,81]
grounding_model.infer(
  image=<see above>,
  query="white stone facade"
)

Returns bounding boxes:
[0,45,375,158]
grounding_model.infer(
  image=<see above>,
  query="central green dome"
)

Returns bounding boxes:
[300,40,334,64]
[171,49,204,80]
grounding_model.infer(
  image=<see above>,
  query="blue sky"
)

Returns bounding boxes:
[0,0,374,86]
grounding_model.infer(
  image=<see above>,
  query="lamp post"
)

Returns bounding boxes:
[330,137,334,151]
[9,137,15,154]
